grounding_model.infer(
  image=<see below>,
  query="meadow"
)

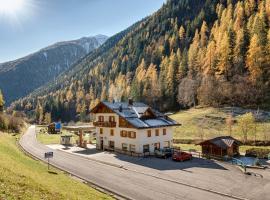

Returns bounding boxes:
[0,132,113,200]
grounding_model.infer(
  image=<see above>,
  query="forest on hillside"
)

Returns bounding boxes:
[11,0,270,123]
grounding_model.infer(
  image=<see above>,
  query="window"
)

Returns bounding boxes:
[120,130,127,137]
[110,129,114,136]
[155,129,159,136]
[163,129,166,135]
[98,116,104,122]
[143,144,150,153]
[130,144,136,152]
[147,130,151,137]
[109,116,115,122]
[122,143,128,151]
[128,131,136,139]
[100,128,103,134]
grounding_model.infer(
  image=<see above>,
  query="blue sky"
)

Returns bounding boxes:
[0,0,166,63]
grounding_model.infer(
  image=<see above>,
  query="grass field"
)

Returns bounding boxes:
[170,107,270,141]
[0,133,113,200]
[36,128,79,145]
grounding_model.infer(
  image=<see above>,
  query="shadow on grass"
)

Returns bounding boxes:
[48,170,58,175]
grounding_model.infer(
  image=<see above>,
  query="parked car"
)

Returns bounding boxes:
[154,148,173,158]
[172,151,192,161]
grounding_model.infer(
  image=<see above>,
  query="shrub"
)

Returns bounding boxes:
[8,116,23,133]
[0,114,24,133]
[0,114,9,130]
[245,148,270,159]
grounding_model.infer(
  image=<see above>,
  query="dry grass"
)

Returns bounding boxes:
[171,107,270,141]
[0,133,113,200]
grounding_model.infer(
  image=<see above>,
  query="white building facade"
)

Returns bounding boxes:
[91,101,180,155]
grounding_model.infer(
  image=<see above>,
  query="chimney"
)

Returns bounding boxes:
[128,98,133,106]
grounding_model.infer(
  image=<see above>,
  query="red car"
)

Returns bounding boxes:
[172,151,192,161]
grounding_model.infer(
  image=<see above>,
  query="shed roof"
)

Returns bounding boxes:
[198,136,242,149]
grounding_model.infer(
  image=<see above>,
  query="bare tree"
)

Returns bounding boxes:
[178,77,198,108]
[226,114,234,136]
[238,113,255,144]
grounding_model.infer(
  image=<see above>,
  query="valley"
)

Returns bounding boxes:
[0,0,270,200]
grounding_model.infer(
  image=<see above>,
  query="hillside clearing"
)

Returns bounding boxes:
[0,133,113,200]
[171,107,270,141]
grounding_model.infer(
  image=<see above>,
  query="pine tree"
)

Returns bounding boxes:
[253,6,267,46]
[178,49,188,79]
[203,40,216,75]
[144,63,160,105]
[166,51,178,107]
[159,56,169,99]
[216,30,234,80]
[179,25,185,40]
[246,34,264,83]
[200,21,208,48]
[266,0,270,21]
[35,100,44,124]
[233,27,248,75]
[188,29,200,76]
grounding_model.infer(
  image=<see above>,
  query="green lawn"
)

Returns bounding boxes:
[36,128,79,145]
[171,107,270,141]
[0,133,113,200]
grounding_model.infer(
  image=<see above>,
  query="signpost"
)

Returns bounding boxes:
[44,152,53,170]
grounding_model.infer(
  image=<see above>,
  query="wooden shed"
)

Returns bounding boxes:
[198,136,242,158]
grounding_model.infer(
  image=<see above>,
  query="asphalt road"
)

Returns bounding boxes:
[19,126,243,200]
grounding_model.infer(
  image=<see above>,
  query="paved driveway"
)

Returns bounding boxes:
[20,126,270,200]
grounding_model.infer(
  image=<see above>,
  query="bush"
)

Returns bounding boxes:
[0,113,24,133]
[8,116,24,133]
[0,114,9,130]
[245,148,270,159]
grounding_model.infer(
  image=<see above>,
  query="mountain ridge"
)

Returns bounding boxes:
[0,35,108,104]
[11,0,270,123]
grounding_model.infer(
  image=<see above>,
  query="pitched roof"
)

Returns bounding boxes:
[198,136,242,149]
[91,101,181,129]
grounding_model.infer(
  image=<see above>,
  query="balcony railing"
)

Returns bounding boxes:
[93,121,116,127]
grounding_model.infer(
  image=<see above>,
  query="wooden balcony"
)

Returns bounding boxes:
[93,121,116,128]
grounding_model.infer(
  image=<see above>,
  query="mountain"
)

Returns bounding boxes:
[12,0,270,123]
[0,35,108,105]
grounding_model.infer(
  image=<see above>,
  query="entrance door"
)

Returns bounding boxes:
[154,142,160,150]
[100,137,104,150]
[143,144,150,153]
[109,141,115,149]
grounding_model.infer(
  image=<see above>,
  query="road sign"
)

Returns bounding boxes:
[45,152,53,170]
[45,152,53,159]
